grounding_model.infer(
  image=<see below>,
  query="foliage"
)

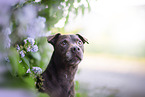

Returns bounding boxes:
[0,0,90,97]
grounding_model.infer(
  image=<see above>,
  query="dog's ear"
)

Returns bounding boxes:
[76,34,89,44]
[47,33,61,45]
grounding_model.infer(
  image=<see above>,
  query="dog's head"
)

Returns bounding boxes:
[47,33,88,65]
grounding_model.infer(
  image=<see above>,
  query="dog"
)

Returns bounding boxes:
[37,33,88,97]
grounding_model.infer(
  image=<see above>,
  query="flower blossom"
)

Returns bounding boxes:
[19,50,25,58]
[27,37,35,45]
[24,37,35,45]
[19,60,22,63]
[16,44,20,51]
[31,45,38,52]
[27,46,31,52]
[26,67,42,75]
[16,5,48,38]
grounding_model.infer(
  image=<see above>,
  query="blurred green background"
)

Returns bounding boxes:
[64,0,145,97]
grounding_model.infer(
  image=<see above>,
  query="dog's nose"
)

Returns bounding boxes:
[71,47,80,53]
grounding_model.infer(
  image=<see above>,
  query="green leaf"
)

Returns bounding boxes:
[18,63,26,76]
[86,0,91,12]
[8,48,20,76]
[22,57,30,68]
[75,93,81,97]
[75,8,78,16]
[77,69,81,74]
[69,0,75,5]
[81,5,85,15]
[24,76,35,89]
[75,80,80,91]
[65,13,69,24]
[38,93,49,97]
[66,0,69,6]
[31,52,41,61]
[77,0,81,3]
[49,7,55,17]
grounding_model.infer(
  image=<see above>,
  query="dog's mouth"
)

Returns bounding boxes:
[67,54,82,65]
[74,55,82,60]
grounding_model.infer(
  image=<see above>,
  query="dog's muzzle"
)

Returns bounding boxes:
[65,46,83,65]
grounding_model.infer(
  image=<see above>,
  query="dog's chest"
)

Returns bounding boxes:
[58,71,73,84]
[57,71,74,89]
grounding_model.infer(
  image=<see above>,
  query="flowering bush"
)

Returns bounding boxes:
[0,0,90,97]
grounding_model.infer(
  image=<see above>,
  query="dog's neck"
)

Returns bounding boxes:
[44,51,78,94]
[48,51,78,81]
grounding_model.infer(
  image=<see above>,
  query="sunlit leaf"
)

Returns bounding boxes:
[77,0,81,3]
[49,7,55,17]
[31,52,41,61]
[75,93,81,97]
[75,8,78,16]
[86,0,91,12]
[81,5,85,15]
[65,13,69,24]
[22,57,30,68]
[18,63,26,76]
[69,0,75,5]
[8,48,19,76]
[24,76,35,89]
[38,93,49,97]
[75,80,80,91]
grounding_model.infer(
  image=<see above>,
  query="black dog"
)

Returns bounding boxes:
[37,33,88,97]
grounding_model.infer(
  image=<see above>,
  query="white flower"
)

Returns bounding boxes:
[16,6,48,38]
[24,37,35,45]
[37,16,46,28]
[16,44,20,51]
[26,67,42,75]
[27,37,35,45]
[31,45,38,52]
[19,60,22,63]
[35,0,41,3]
[25,16,46,38]
[32,67,42,74]
[26,69,31,73]
[24,39,27,44]
[19,50,25,58]
[16,5,37,25]
[27,46,31,52]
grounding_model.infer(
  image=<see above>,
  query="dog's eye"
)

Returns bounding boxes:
[61,40,67,46]
[77,40,82,45]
